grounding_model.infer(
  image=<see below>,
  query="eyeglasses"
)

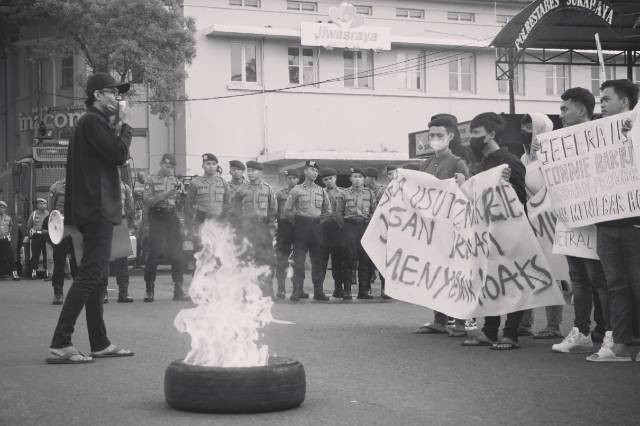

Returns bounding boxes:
[100,89,119,96]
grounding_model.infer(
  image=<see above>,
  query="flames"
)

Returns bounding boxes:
[174,221,274,367]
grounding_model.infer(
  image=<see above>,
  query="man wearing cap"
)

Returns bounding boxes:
[319,167,347,299]
[48,72,134,364]
[27,198,49,279]
[227,160,247,210]
[275,169,299,299]
[143,153,188,302]
[47,178,77,304]
[0,201,20,280]
[284,160,332,301]
[235,161,277,296]
[338,167,376,299]
[185,153,230,233]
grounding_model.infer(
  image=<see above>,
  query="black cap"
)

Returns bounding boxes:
[202,153,218,163]
[85,72,130,97]
[305,160,320,170]
[386,165,398,172]
[349,167,365,177]
[161,153,177,166]
[319,167,337,178]
[246,160,263,171]
[284,169,299,177]
[229,160,246,171]
[364,167,378,178]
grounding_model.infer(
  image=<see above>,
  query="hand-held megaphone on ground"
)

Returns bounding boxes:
[48,210,64,245]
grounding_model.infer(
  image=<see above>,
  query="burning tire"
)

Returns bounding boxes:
[164,356,306,413]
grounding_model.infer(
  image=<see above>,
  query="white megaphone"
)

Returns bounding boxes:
[48,210,65,245]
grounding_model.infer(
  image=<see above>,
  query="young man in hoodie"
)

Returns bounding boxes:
[587,79,640,362]
[517,113,565,340]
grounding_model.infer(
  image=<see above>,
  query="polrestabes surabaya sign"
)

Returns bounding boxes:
[515,0,617,49]
[301,3,391,50]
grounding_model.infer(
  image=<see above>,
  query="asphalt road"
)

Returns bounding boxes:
[0,274,638,426]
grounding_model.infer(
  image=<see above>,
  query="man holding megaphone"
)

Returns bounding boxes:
[47,73,135,364]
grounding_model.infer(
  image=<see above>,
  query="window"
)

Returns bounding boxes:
[229,0,260,7]
[288,47,317,84]
[449,54,475,93]
[355,5,372,15]
[344,50,372,89]
[287,1,317,12]
[397,51,424,91]
[396,8,424,19]
[230,41,260,84]
[590,65,616,95]
[60,56,74,88]
[545,65,569,95]
[498,63,525,96]
[496,15,513,25]
[447,12,475,22]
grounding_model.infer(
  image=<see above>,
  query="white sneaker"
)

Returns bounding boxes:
[551,327,594,353]
[601,331,614,350]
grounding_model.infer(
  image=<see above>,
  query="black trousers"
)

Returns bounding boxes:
[52,236,77,295]
[144,210,183,284]
[292,216,324,295]
[110,257,129,294]
[50,219,113,351]
[0,239,15,274]
[482,311,525,342]
[343,220,372,291]
[30,233,48,271]
[320,220,347,288]
[275,219,294,292]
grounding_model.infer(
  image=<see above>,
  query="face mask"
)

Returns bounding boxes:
[430,138,449,152]
[469,136,487,158]
[522,132,532,151]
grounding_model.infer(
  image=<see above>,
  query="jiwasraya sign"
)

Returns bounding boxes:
[536,110,640,228]
[362,167,565,319]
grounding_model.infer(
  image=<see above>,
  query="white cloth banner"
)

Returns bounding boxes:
[526,188,571,281]
[362,167,565,319]
[537,109,640,228]
[552,222,599,260]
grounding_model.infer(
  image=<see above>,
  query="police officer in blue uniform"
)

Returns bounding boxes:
[275,169,299,299]
[284,160,332,301]
[143,153,187,302]
[185,153,230,229]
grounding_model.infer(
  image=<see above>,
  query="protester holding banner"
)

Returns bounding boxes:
[587,79,640,362]
[546,88,611,355]
[460,112,527,350]
[518,113,566,340]
[413,116,470,337]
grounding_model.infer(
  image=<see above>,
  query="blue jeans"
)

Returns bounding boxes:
[597,225,640,345]
[50,219,113,351]
[566,256,608,336]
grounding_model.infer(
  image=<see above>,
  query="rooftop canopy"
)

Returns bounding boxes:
[492,0,640,51]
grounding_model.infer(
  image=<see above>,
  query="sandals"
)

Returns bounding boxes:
[462,332,496,346]
[413,323,448,334]
[533,329,563,340]
[90,344,134,358]
[491,337,522,351]
[46,347,94,364]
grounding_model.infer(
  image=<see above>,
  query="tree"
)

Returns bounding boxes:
[29,0,196,119]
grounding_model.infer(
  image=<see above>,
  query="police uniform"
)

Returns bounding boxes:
[318,168,348,299]
[185,153,230,226]
[227,160,247,210]
[0,201,19,280]
[110,181,135,302]
[284,160,332,301]
[48,179,77,303]
[143,153,186,301]
[27,200,49,278]
[340,168,376,299]
[275,169,299,298]
[235,160,276,296]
